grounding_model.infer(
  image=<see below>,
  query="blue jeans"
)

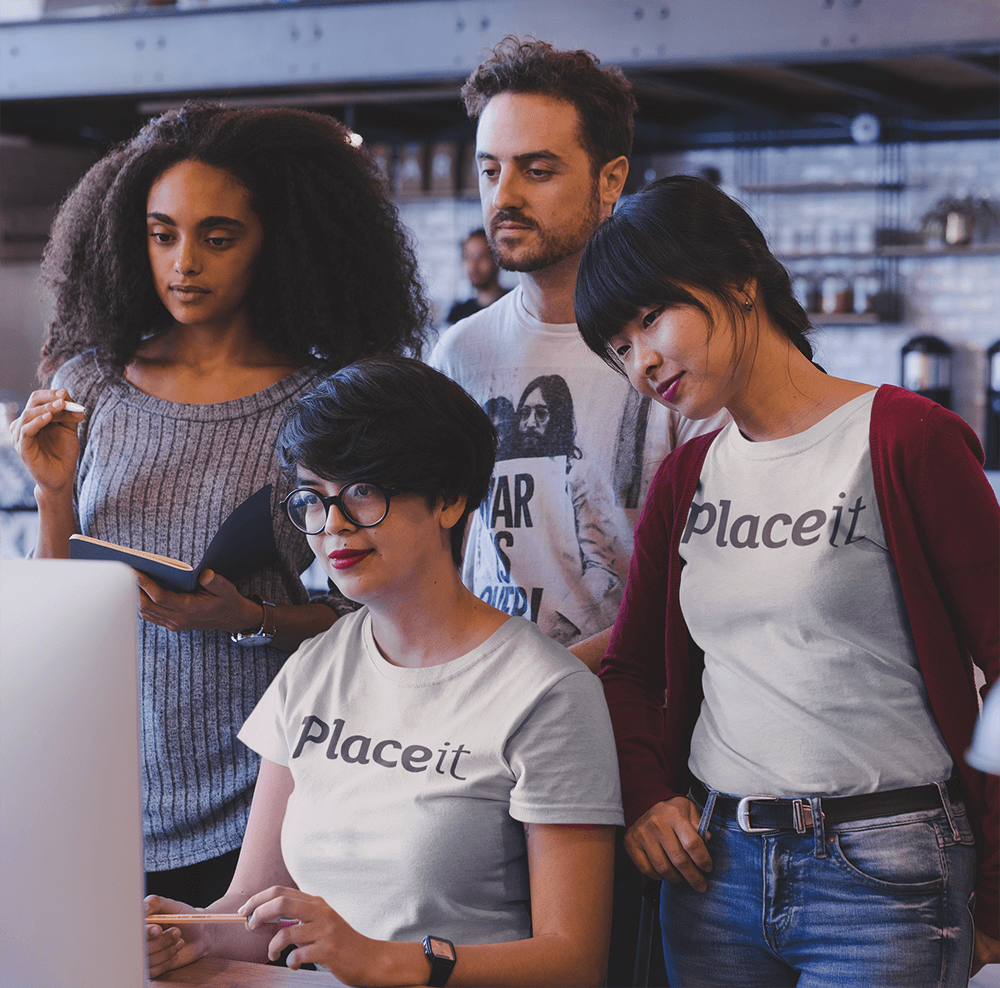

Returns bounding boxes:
[660,782,977,988]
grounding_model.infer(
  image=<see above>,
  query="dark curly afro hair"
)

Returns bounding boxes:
[39,100,430,379]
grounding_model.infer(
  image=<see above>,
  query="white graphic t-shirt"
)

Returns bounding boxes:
[431,287,727,645]
[682,390,953,797]
[238,609,623,945]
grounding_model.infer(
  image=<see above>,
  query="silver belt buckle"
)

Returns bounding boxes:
[737,794,779,833]
[791,798,816,834]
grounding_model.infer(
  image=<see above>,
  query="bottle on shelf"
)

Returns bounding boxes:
[852,272,878,315]
[986,340,1000,471]
[820,271,853,316]
[901,335,953,410]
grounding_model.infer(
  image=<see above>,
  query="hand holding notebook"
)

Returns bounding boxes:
[69,485,278,593]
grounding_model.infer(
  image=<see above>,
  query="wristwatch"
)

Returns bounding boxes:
[422,936,456,987]
[230,594,276,646]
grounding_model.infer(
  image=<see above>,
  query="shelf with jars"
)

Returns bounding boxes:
[789,266,895,325]
[739,182,906,195]
[730,142,1000,327]
[743,182,999,299]
[736,147,910,325]
[877,244,1000,257]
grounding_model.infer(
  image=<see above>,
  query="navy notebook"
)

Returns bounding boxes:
[69,484,277,593]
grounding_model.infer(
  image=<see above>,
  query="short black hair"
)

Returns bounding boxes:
[576,175,815,371]
[461,36,636,173]
[278,356,497,566]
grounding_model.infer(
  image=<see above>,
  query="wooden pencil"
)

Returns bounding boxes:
[147,912,299,925]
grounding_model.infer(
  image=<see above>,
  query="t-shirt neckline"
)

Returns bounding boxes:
[724,388,877,461]
[512,286,579,339]
[361,611,524,684]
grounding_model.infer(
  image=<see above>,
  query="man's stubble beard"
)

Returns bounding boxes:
[487,183,601,274]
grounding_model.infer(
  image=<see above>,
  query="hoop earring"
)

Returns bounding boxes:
[743,297,754,311]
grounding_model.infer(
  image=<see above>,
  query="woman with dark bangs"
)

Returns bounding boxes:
[10,101,428,907]
[574,174,998,986]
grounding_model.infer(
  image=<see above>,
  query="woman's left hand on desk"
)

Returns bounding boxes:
[241,886,373,980]
[137,569,256,633]
[145,895,204,979]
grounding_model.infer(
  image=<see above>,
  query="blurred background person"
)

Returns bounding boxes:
[446,228,510,324]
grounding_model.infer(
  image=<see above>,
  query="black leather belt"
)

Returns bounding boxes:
[690,776,962,835]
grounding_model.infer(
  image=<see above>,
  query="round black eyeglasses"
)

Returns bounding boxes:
[280,482,410,534]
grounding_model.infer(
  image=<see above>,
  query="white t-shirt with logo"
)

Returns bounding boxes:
[238,609,623,945]
[682,390,953,797]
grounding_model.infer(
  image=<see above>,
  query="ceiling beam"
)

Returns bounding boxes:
[950,52,1000,82]
[2,0,998,101]
[628,73,778,117]
[791,59,996,115]
[776,62,929,115]
[136,84,464,115]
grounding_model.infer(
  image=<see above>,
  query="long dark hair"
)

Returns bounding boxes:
[39,101,429,378]
[575,175,814,371]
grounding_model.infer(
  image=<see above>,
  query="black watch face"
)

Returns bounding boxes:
[428,938,454,960]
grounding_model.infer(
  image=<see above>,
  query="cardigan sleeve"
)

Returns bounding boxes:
[872,386,999,938]
[915,402,999,685]
[599,433,716,828]
[913,401,999,936]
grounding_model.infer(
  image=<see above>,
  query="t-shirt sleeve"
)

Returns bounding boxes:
[427,317,478,382]
[238,659,294,767]
[427,331,454,376]
[505,670,624,826]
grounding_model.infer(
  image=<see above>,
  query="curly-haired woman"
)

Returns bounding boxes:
[9,101,429,906]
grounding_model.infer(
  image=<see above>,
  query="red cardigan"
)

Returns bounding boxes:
[600,384,999,935]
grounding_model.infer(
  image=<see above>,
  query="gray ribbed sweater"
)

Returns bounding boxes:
[53,351,324,870]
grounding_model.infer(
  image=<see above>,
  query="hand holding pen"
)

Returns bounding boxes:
[145,894,295,979]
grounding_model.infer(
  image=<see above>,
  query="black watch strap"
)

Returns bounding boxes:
[422,935,456,987]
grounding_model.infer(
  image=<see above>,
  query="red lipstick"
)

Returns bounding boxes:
[328,549,371,570]
[657,373,684,405]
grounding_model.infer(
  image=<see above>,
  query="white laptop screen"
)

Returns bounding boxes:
[1,559,146,988]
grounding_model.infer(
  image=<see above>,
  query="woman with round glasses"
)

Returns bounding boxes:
[282,481,410,534]
[146,356,624,986]
[9,101,428,907]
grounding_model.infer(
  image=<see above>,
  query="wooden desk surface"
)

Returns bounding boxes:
[154,957,344,987]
